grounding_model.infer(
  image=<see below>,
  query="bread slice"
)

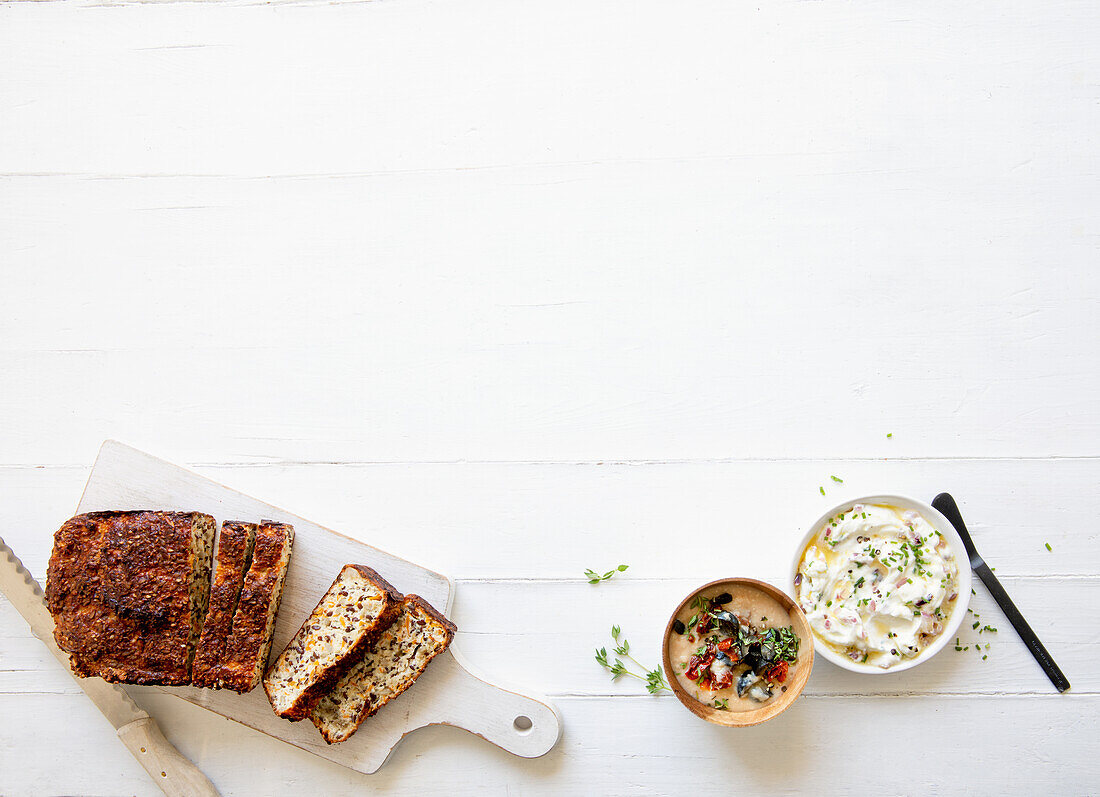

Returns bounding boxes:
[214,521,294,692]
[45,511,216,685]
[190,521,256,688]
[310,595,456,744]
[263,564,401,720]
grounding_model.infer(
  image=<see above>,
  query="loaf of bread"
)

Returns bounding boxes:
[45,511,216,685]
[310,595,456,744]
[216,521,294,692]
[263,564,401,720]
[191,521,257,688]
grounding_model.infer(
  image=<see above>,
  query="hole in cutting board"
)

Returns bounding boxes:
[513,715,533,734]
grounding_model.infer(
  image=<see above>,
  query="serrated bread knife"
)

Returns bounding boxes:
[0,535,220,797]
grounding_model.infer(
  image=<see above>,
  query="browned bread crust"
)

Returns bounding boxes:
[264,564,402,720]
[215,521,294,692]
[310,594,456,744]
[45,511,215,685]
[191,521,258,689]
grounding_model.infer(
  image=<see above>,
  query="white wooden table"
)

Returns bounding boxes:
[2,0,1098,793]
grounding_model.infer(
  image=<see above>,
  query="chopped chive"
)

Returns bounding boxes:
[820,486,825,495]
[831,475,844,483]
[1045,542,1052,552]
[886,433,893,438]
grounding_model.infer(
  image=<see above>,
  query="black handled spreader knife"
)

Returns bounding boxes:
[932,493,1070,693]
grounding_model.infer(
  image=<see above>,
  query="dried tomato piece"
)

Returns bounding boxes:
[764,661,789,683]
[685,654,701,681]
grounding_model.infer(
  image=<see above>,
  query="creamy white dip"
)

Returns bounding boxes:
[796,503,958,669]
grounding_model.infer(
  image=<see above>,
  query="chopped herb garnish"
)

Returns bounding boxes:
[887,433,893,438]
[819,486,825,495]
[831,475,844,483]
[1045,542,1052,552]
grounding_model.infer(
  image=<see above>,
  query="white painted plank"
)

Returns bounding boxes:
[0,167,1097,464]
[1,690,1096,796]
[1,0,1098,176]
[0,460,1095,580]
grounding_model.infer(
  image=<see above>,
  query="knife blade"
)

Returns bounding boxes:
[931,493,1071,693]
[0,534,220,796]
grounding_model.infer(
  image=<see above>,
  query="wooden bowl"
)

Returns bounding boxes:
[662,577,814,727]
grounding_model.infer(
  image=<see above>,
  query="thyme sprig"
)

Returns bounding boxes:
[594,625,671,694]
[584,564,629,584]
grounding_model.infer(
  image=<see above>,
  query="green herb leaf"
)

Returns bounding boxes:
[594,625,672,694]
[585,565,630,584]
[645,666,670,695]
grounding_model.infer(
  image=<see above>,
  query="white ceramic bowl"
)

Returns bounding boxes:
[789,494,972,674]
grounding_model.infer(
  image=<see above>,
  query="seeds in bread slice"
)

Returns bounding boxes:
[309,595,456,744]
[191,521,258,689]
[263,564,401,720]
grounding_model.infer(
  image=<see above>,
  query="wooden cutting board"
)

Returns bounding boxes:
[75,441,561,774]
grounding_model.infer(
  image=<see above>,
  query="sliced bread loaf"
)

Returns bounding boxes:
[45,510,216,685]
[191,521,257,689]
[309,595,456,744]
[263,564,401,720]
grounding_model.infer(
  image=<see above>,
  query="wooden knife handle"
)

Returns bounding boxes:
[117,717,220,797]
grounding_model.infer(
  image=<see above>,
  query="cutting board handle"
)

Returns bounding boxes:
[434,648,561,759]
